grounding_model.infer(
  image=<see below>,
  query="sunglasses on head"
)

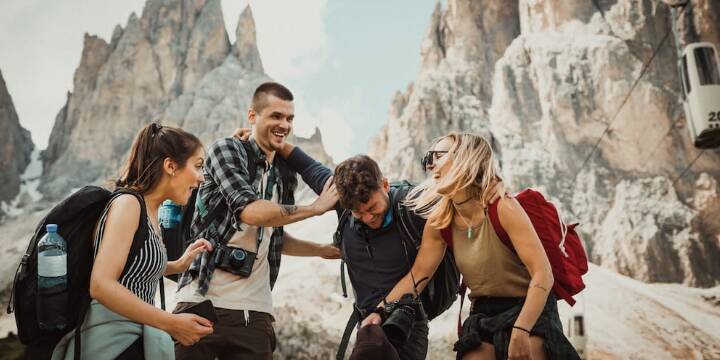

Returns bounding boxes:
[421,150,449,172]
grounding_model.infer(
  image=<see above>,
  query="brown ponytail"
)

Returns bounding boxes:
[115,123,203,194]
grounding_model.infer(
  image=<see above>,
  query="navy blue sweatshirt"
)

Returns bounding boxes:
[286,147,427,311]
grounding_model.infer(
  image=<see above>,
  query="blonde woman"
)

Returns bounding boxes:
[375,133,579,360]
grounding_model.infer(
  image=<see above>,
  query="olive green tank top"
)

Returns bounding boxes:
[452,214,531,298]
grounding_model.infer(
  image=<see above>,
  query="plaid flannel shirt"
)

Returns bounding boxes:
[177,137,287,296]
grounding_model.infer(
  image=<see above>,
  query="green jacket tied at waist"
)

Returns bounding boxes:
[52,300,174,360]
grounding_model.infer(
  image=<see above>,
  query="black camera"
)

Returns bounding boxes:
[382,294,427,347]
[213,245,256,278]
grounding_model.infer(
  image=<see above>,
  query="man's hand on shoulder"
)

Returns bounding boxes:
[310,176,338,215]
[318,244,341,259]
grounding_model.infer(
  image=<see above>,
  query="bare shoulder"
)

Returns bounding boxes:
[106,194,142,224]
[496,196,524,218]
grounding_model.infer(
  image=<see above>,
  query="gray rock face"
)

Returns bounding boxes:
[40,1,330,200]
[0,71,33,209]
[369,0,520,181]
[233,6,264,74]
[370,0,720,287]
[678,0,720,46]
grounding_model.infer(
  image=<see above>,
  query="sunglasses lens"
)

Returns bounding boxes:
[421,152,431,171]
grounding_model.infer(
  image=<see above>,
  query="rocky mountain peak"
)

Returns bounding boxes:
[419,2,446,69]
[181,0,231,91]
[74,34,110,96]
[369,0,520,181]
[0,71,34,211]
[371,0,720,289]
[234,5,264,74]
[39,0,332,200]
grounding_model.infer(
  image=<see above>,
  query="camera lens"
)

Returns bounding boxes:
[232,249,247,261]
[382,305,415,347]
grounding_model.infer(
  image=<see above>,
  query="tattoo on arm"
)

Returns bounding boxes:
[532,284,548,292]
[280,205,298,217]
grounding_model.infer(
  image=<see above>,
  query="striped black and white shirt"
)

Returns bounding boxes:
[94,194,167,304]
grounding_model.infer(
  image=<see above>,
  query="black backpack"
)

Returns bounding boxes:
[334,180,461,359]
[7,186,149,358]
[390,181,461,320]
[174,139,298,262]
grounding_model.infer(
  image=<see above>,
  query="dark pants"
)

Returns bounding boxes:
[393,320,429,360]
[115,336,144,359]
[174,303,276,360]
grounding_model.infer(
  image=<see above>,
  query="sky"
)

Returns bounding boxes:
[0,0,438,162]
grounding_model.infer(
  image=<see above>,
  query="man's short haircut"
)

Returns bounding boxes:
[334,155,384,210]
[252,82,294,114]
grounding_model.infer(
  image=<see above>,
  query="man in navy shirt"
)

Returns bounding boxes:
[282,147,430,359]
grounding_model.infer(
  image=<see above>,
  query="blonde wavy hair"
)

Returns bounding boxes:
[405,132,501,229]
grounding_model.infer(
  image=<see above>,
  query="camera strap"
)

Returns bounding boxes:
[254,163,278,250]
[209,164,278,271]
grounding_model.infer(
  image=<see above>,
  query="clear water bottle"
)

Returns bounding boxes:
[37,224,68,331]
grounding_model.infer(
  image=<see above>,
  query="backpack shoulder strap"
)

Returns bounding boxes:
[440,227,453,249]
[334,209,353,298]
[178,188,198,247]
[334,209,352,247]
[487,200,513,250]
[112,188,150,267]
[275,156,298,205]
[240,139,259,186]
[391,181,422,247]
[336,307,360,360]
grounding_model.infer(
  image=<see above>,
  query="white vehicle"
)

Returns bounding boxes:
[567,314,587,359]
[680,42,720,149]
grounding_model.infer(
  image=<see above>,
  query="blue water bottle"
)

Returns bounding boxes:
[37,224,68,331]
[159,200,182,229]
[159,200,183,265]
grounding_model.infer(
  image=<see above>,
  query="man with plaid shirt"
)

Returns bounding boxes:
[174,82,340,360]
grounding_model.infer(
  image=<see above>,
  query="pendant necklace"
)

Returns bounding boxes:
[456,209,480,239]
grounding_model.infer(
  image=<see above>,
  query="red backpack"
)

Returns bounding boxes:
[441,189,588,334]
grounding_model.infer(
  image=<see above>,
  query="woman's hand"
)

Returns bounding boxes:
[164,313,214,346]
[508,327,533,360]
[176,239,213,272]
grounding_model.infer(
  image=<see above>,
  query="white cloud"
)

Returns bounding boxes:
[222,0,330,80]
[291,96,353,162]
[222,0,351,161]
[316,107,354,161]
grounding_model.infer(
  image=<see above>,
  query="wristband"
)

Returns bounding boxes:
[370,306,387,322]
[512,325,531,334]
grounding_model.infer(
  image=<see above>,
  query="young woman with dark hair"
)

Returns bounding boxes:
[53,123,214,359]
